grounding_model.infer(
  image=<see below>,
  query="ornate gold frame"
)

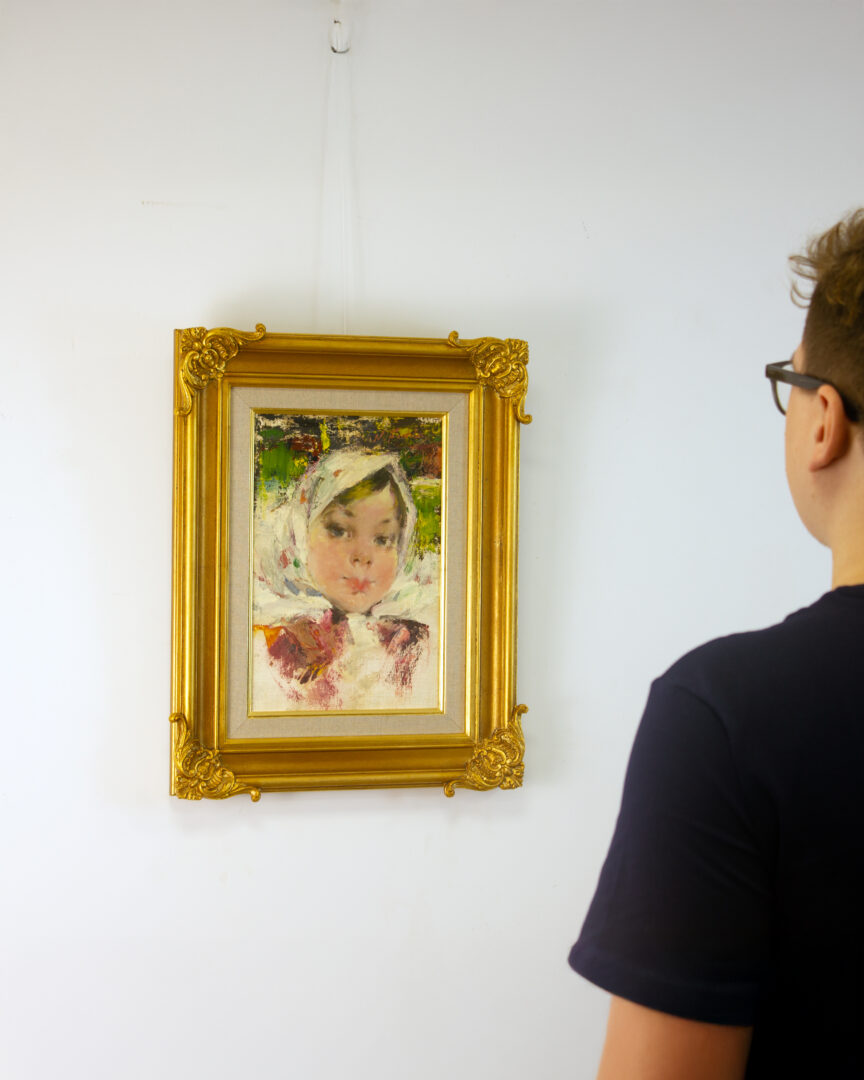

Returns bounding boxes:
[171,326,529,799]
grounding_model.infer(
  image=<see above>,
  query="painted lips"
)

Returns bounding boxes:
[344,577,372,593]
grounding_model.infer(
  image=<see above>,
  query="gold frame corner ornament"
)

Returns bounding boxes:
[447,332,532,425]
[176,323,267,416]
[171,714,261,802]
[443,705,528,797]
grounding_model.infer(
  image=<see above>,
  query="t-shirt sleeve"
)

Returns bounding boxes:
[568,675,772,1025]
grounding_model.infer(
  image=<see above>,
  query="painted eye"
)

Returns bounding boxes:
[326,523,347,539]
[374,534,395,547]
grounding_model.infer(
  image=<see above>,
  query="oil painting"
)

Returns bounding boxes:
[170,326,528,797]
[250,412,444,714]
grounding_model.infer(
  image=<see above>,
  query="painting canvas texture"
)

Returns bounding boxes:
[250,412,444,715]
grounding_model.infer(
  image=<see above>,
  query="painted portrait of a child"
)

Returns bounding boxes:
[251,415,443,714]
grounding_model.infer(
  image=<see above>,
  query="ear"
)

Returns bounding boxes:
[809,385,850,471]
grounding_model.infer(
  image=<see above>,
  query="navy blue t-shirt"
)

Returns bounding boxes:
[569,587,864,1077]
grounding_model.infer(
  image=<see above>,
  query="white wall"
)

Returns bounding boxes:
[2,1,862,1076]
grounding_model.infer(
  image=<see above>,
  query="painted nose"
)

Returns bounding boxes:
[349,546,373,567]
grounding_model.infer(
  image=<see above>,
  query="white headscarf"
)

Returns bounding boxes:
[254,449,430,623]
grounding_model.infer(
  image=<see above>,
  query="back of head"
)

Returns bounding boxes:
[790,209,864,418]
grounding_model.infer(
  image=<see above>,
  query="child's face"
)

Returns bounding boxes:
[307,486,402,613]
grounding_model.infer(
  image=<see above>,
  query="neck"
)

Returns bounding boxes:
[832,549,864,588]
[828,481,864,588]
[822,433,864,588]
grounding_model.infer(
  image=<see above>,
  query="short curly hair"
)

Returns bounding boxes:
[790,209,864,418]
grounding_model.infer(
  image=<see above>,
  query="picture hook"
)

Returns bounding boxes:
[330,19,350,53]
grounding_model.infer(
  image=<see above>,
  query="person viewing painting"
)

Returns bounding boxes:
[251,415,442,713]
[569,209,864,1078]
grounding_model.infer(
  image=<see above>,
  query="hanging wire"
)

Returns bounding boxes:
[316,3,357,333]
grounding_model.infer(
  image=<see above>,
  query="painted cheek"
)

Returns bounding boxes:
[308,536,342,591]
[312,552,331,586]
[376,549,398,586]
[326,543,350,580]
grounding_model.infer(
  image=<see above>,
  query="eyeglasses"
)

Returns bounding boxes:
[764,359,860,422]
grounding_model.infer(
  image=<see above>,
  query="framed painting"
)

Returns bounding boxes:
[170,325,530,799]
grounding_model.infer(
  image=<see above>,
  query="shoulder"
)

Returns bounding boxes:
[644,588,864,785]
[660,589,860,714]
